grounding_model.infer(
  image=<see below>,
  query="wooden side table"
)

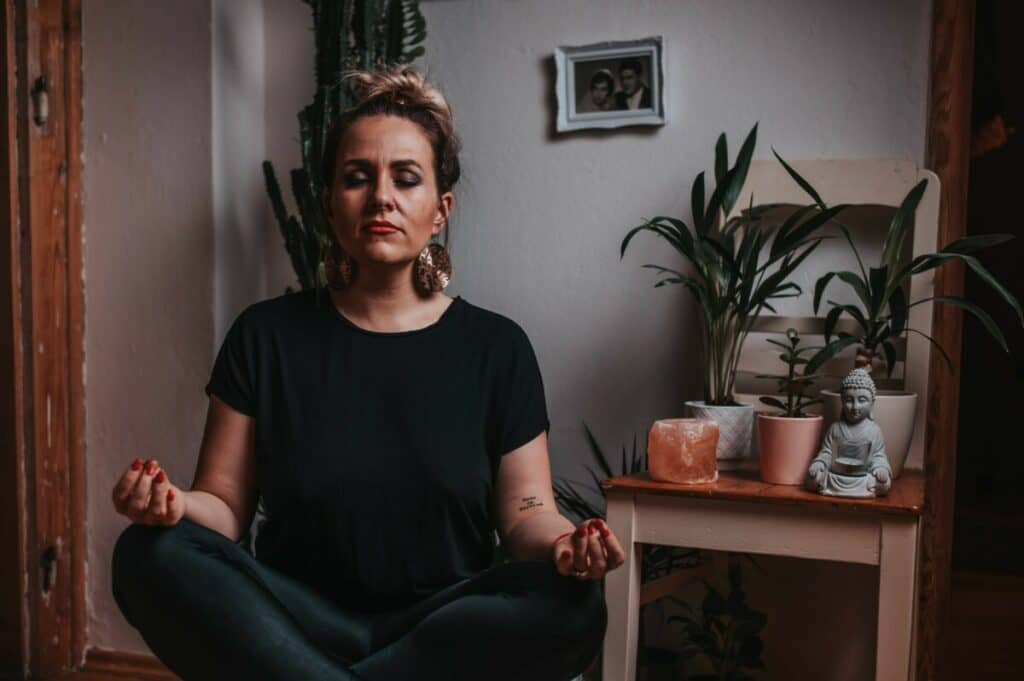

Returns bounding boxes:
[600,469,925,681]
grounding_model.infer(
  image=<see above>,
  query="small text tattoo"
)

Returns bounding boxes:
[518,495,544,512]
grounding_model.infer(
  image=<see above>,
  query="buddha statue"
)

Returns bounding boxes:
[807,368,893,498]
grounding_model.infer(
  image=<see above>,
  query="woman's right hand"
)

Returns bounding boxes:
[112,457,186,526]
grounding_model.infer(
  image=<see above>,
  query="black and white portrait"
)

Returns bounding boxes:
[555,37,665,131]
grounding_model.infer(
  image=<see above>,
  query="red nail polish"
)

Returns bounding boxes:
[575,526,586,537]
[588,525,596,535]
[560,550,570,562]
[600,526,610,537]
[167,489,175,501]
[131,458,142,471]
[154,470,165,484]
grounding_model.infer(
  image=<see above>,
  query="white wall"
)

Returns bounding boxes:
[83,0,213,654]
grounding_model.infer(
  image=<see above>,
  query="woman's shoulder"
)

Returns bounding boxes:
[457,297,535,347]
[230,288,322,332]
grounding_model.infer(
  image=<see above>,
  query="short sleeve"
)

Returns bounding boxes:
[488,322,550,456]
[204,307,257,417]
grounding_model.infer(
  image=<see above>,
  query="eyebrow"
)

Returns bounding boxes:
[343,159,423,170]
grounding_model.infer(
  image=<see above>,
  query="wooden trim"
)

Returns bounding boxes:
[77,648,178,680]
[1,0,85,676]
[920,1,976,680]
[26,648,177,680]
[0,0,29,675]
[64,0,86,666]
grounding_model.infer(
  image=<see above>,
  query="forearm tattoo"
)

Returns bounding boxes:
[518,495,544,512]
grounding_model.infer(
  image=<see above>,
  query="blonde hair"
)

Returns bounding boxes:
[321,64,462,198]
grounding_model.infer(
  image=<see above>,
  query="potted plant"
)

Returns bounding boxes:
[777,158,1024,476]
[755,328,824,485]
[620,124,848,467]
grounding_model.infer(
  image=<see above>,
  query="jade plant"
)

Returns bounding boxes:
[770,157,1024,377]
[620,124,848,406]
[756,328,823,417]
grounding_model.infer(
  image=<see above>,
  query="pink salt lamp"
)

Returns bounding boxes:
[647,418,719,484]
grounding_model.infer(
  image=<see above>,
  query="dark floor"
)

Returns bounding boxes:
[944,570,1024,681]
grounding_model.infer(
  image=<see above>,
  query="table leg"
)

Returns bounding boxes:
[603,492,641,681]
[876,518,919,681]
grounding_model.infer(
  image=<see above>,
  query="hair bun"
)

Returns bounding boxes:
[342,64,450,116]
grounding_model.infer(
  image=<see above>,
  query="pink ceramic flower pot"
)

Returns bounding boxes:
[756,413,824,485]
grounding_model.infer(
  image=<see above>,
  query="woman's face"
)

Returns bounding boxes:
[324,114,452,269]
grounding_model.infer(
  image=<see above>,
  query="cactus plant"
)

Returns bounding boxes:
[263,0,428,299]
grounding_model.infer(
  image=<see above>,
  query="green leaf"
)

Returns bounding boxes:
[868,266,889,318]
[930,295,1011,353]
[721,123,758,216]
[759,396,788,413]
[715,133,728,186]
[831,271,870,311]
[770,204,848,262]
[814,272,836,314]
[882,340,897,378]
[914,253,1023,325]
[805,335,861,375]
[940,233,1015,254]
[888,284,907,335]
[906,327,954,373]
[691,171,706,234]
[703,165,739,236]
[881,178,928,272]
[771,147,825,207]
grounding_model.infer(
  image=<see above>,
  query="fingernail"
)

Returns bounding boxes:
[575,526,586,537]
[131,458,142,471]
[154,470,165,484]
[600,526,610,537]
[560,550,570,561]
[167,489,175,501]
[145,461,155,474]
[588,525,596,535]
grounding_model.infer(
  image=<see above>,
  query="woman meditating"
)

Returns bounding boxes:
[110,64,622,681]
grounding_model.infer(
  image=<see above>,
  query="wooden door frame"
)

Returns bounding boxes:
[0,0,976,679]
[919,1,976,680]
[1,0,86,677]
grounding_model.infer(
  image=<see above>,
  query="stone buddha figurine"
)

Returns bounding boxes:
[807,368,893,498]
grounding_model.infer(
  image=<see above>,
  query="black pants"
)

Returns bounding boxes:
[111,518,607,681]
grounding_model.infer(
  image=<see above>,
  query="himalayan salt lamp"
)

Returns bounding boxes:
[647,418,719,484]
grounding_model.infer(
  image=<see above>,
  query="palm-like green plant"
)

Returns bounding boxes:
[774,156,1024,377]
[667,559,767,681]
[756,328,823,417]
[620,124,849,405]
[263,0,428,298]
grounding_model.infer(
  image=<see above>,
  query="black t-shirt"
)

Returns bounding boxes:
[203,287,550,611]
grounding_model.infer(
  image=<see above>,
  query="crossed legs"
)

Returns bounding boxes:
[112,518,606,681]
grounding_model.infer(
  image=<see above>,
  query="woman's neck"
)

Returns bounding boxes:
[329,284,452,334]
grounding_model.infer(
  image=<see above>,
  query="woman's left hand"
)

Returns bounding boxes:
[553,518,626,580]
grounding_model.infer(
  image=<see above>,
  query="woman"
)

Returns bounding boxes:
[110,64,624,681]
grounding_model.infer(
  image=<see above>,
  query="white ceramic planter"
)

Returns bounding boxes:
[821,389,918,478]
[683,401,754,468]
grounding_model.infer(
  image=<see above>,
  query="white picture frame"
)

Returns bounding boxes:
[554,36,666,132]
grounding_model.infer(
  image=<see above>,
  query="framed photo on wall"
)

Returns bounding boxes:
[554,36,666,132]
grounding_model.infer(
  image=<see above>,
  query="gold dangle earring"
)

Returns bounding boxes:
[413,236,452,293]
[323,238,356,290]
